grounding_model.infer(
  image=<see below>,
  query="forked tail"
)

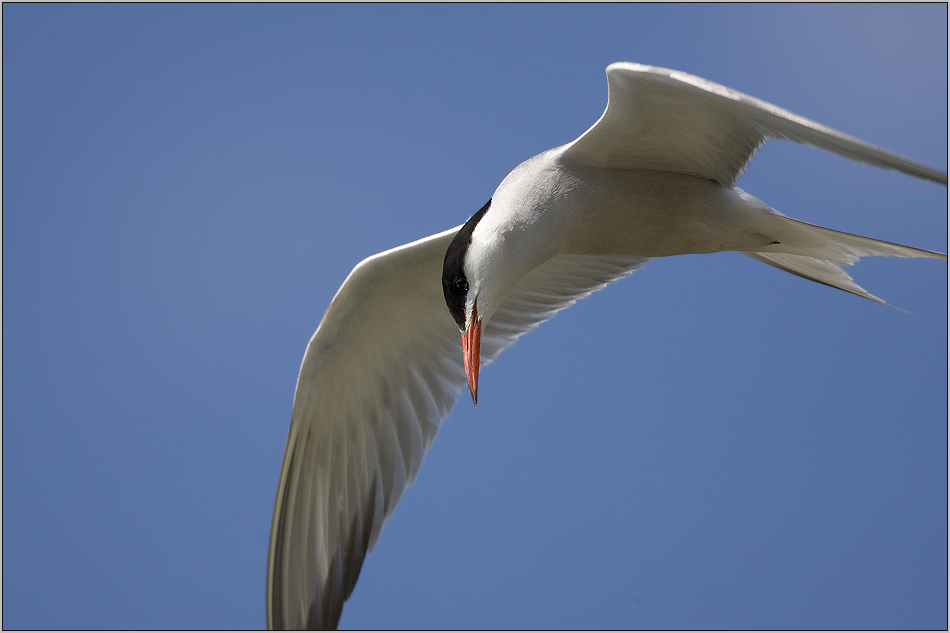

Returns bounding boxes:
[738,193,946,305]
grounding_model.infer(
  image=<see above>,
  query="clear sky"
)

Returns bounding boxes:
[3,4,947,630]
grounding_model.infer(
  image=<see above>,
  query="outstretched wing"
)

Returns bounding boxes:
[267,226,649,629]
[562,62,947,187]
[267,227,464,630]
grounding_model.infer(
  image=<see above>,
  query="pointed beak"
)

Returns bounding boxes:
[461,314,481,406]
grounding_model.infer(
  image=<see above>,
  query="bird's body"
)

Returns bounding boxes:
[267,63,946,629]
[478,152,769,275]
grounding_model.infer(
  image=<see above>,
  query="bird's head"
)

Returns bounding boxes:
[442,199,494,406]
[442,166,558,406]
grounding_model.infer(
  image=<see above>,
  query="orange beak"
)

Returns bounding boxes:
[462,312,481,406]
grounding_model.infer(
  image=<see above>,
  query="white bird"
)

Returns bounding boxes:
[266,63,947,630]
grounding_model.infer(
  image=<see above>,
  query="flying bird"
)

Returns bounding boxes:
[266,63,947,630]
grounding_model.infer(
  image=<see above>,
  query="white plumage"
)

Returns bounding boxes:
[267,63,946,629]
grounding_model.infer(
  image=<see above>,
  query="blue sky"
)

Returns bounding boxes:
[3,4,946,630]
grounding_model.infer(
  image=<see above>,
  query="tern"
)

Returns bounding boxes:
[266,63,947,630]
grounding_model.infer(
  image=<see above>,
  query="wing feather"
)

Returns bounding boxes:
[562,62,947,186]
[482,254,651,362]
[268,232,650,629]
[267,227,464,630]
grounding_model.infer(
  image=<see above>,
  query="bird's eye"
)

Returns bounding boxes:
[452,275,469,295]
